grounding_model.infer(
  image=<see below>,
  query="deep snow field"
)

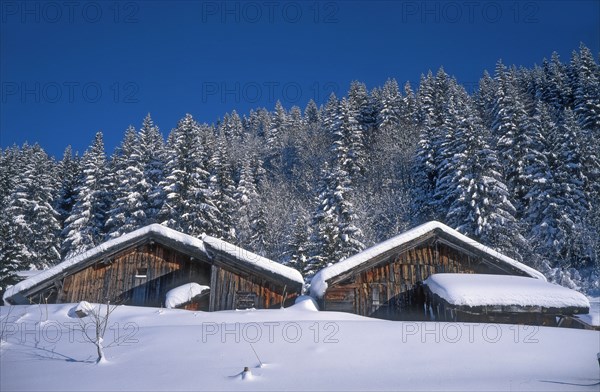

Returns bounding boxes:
[1,297,599,391]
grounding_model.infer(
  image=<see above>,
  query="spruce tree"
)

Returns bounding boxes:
[5,144,61,268]
[159,115,218,236]
[62,132,111,258]
[104,126,145,238]
[138,113,166,223]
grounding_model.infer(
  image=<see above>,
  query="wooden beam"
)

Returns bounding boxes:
[209,265,218,312]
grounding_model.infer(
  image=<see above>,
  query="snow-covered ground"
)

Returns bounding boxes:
[1,298,599,391]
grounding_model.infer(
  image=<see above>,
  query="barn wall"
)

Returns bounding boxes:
[51,243,211,308]
[324,242,508,319]
[211,266,297,311]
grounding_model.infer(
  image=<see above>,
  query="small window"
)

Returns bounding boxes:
[134,268,148,287]
[372,289,380,306]
[135,268,148,279]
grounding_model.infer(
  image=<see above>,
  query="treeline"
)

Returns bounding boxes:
[1,44,598,295]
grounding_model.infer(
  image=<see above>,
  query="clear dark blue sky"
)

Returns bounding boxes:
[1,0,598,158]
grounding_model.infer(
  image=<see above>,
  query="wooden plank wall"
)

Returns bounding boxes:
[53,243,211,307]
[325,242,505,318]
[211,266,297,310]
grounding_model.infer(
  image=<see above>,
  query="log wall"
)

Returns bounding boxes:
[50,243,211,307]
[210,266,297,310]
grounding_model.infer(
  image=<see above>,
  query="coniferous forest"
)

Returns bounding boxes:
[1,44,598,296]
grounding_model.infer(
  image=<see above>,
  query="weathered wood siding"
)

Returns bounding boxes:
[50,243,211,308]
[323,242,511,319]
[29,242,297,311]
[210,266,297,311]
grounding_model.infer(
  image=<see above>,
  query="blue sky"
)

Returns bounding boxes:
[1,0,599,158]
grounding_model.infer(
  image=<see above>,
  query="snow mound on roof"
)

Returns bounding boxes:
[201,234,304,285]
[290,295,319,311]
[165,283,210,309]
[309,221,546,298]
[424,273,590,309]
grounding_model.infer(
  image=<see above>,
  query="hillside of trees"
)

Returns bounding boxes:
[1,44,598,296]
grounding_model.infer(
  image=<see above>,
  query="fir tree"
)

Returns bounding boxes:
[287,210,310,273]
[104,126,145,238]
[234,156,259,245]
[55,146,81,234]
[210,133,237,241]
[62,132,110,258]
[491,64,531,202]
[5,144,61,268]
[159,115,218,236]
[445,108,527,261]
[138,113,166,223]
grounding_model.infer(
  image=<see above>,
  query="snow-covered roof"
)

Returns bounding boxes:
[3,224,302,305]
[423,273,590,310]
[310,221,546,298]
[201,234,304,285]
[15,270,43,279]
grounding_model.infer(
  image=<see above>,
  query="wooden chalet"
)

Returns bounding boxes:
[309,221,548,321]
[3,225,304,311]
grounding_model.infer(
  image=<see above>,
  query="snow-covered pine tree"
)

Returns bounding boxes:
[445,105,527,261]
[0,146,21,211]
[0,146,27,292]
[62,132,110,258]
[570,46,600,262]
[433,85,469,214]
[4,144,61,268]
[296,99,329,190]
[307,99,366,278]
[234,155,258,245]
[540,52,571,114]
[210,133,237,241]
[348,81,376,152]
[0,217,24,296]
[55,146,81,235]
[159,115,218,237]
[412,69,453,222]
[333,163,365,260]
[264,101,287,175]
[370,78,403,194]
[475,70,497,130]
[246,166,270,256]
[336,97,367,182]
[219,110,244,142]
[286,210,310,273]
[374,78,402,152]
[306,162,340,280]
[491,63,531,204]
[323,93,341,142]
[529,109,592,268]
[138,113,166,224]
[572,43,600,133]
[104,126,146,239]
[520,101,553,225]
